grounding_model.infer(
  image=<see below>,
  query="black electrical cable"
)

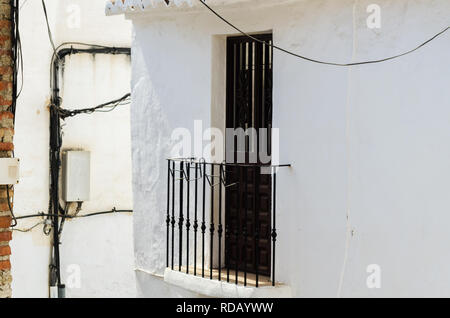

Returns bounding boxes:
[74,209,133,218]
[47,43,131,291]
[48,69,62,287]
[50,42,120,87]
[14,209,133,221]
[41,0,60,62]
[48,44,131,108]
[41,0,131,291]
[5,185,17,228]
[13,221,45,233]
[57,202,69,236]
[5,1,22,231]
[14,0,23,99]
[198,0,449,66]
[13,208,132,233]
[10,0,23,118]
[55,93,131,119]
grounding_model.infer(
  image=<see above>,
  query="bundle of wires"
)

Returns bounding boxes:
[6,0,23,228]
[54,93,131,119]
[10,0,23,118]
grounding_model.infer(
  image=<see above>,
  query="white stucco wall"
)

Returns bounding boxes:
[11,0,134,297]
[128,0,450,297]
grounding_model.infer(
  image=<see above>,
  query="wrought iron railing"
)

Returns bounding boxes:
[166,158,290,287]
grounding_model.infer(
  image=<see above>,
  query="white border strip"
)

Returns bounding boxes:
[105,0,194,16]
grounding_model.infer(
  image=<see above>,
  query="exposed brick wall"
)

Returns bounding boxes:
[0,0,13,299]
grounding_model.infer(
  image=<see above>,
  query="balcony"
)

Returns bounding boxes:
[165,158,290,289]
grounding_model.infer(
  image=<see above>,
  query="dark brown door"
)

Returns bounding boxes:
[225,34,273,276]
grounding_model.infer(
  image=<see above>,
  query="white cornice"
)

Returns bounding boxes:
[105,0,299,16]
[106,0,192,16]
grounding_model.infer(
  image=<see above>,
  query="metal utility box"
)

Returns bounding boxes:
[0,158,20,185]
[62,151,90,202]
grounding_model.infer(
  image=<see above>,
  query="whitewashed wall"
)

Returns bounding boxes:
[11,0,134,297]
[129,0,450,297]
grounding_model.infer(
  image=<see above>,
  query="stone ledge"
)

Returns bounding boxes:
[164,268,292,298]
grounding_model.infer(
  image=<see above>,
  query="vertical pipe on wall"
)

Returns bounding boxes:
[50,58,63,294]
[48,46,131,297]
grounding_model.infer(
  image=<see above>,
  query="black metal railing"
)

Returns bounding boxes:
[166,158,290,287]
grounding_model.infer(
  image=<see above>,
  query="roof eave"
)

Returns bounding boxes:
[106,0,195,16]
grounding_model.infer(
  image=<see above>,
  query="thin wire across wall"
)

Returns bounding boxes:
[13,221,45,233]
[15,208,134,221]
[197,0,449,67]
[41,0,59,63]
[13,208,133,233]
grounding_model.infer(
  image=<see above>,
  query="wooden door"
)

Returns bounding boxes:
[225,34,273,276]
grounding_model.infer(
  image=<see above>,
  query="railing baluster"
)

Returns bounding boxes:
[226,165,230,283]
[186,162,190,274]
[272,168,277,286]
[236,166,240,285]
[210,164,215,280]
[194,163,198,276]
[243,166,248,286]
[255,166,260,287]
[166,160,171,268]
[201,161,206,278]
[218,164,223,281]
[165,159,289,288]
[171,161,175,270]
[179,162,184,272]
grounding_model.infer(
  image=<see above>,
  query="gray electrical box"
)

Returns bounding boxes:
[62,151,90,202]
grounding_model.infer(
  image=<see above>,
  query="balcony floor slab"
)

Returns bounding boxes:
[164,267,292,298]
